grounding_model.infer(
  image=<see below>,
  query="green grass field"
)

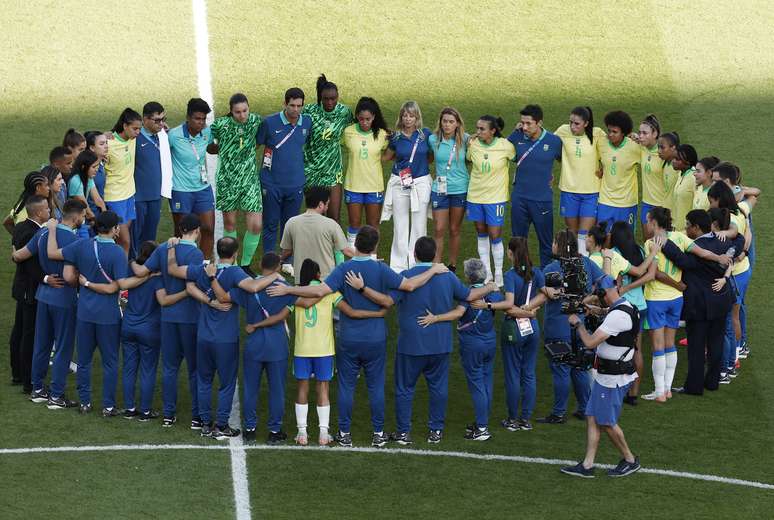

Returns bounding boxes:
[2,1,774,517]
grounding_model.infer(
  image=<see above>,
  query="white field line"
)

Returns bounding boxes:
[2,443,772,491]
[228,383,251,520]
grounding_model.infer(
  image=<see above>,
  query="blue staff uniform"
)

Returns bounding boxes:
[507,129,562,266]
[26,225,80,399]
[389,128,433,179]
[121,272,163,413]
[230,280,296,432]
[91,163,106,220]
[168,124,215,216]
[131,128,163,256]
[189,263,247,427]
[144,241,204,420]
[542,257,604,417]
[325,257,404,433]
[61,237,127,409]
[458,287,503,428]
[501,267,545,421]
[389,264,471,433]
[257,111,311,253]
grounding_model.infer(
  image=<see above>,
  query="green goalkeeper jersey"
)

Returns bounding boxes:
[302,102,353,186]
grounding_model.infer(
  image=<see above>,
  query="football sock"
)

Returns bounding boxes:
[664,346,678,390]
[652,351,666,395]
[477,233,492,280]
[295,403,308,435]
[240,231,261,267]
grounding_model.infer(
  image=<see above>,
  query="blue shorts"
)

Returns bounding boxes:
[585,381,630,426]
[596,203,637,232]
[345,190,383,205]
[732,268,751,305]
[640,202,656,226]
[169,186,215,214]
[560,191,598,219]
[106,196,136,223]
[431,191,467,211]
[294,355,334,381]
[645,297,683,330]
[467,202,505,226]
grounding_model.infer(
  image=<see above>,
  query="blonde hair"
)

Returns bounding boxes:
[395,101,424,136]
[434,107,465,160]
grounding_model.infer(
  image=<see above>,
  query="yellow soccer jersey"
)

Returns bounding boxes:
[693,184,711,210]
[104,133,136,201]
[730,208,750,276]
[644,231,692,301]
[640,145,670,206]
[589,250,632,280]
[671,168,696,231]
[597,137,641,207]
[293,290,342,357]
[661,162,679,212]
[342,124,388,193]
[555,124,605,194]
[466,137,515,204]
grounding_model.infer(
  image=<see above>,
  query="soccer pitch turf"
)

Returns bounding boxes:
[1,1,774,517]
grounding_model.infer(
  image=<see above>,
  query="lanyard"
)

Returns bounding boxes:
[254,288,291,337]
[444,141,457,171]
[93,240,113,283]
[206,267,226,300]
[457,308,484,331]
[516,130,546,168]
[275,125,297,150]
[142,132,160,151]
[407,134,421,164]
[188,138,201,163]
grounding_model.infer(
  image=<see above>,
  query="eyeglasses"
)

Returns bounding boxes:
[149,116,167,123]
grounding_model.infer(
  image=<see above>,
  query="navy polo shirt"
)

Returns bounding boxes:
[507,129,562,202]
[257,111,311,189]
[61,237,128,325]
[134,127,162,202]
[504,267,545,336]
[458,288,504,349]
[143,240,204,324]
[542,257,604,342]
[389,264,471,356]
[90,163,106,215]
[122,274,163,339]
[325,257,404,345]
[26,225,81,308]
[188,263,248,344]
[389,128,432,179]
[230,279,296,361]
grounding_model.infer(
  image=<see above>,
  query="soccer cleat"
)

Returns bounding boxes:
[536,414,566,424]
[427,429,443,444]
[213,425,241,440]
[123,408,140,420]
[102,407,120,417]
[371,432,389,448]
[572,411,586,421]
[607,456,641,478]
[79,403,92,415]
[464,427,491,441]
[267,430,288,445]
[190,417,203,430]
[30,388,50,403]
[162,416,177,427]
[138,410,159,422]
[500,418,521,432]
[294,432,309,446]
[641,392,667,402]
[201,423,214,438]
[390,432,413,445]
[518,419,533,431]
[561,462,595,478]
[318,431,334,447]
[243,429,257,444]
[334,431,353,447]
[46,395,77,410]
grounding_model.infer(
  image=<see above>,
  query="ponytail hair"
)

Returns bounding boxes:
[299,258,321,287]
[570,106,595,144]
[676,144,698,168]
[62,128,85,151]
[508,237,533,282]
[12,171,48,217]
[479,115,505,138]
[641,114,661,138]
[111,107,141,134]
[315,74,338,105]
[708,207,731,231]
[649,206,673,231]
[355,97,389,139]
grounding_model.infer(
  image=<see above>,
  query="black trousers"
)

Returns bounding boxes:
[684,318,726,394]
[9,299,36,390]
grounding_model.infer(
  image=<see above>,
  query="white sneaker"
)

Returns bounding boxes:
[281,263,294,277]
[641,391,666,403]
[294,432,308,446]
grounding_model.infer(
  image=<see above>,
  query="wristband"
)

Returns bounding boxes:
[358,286,365,294]
[85,280,91,288]
[208,275,216,282]
[487,302,493,311]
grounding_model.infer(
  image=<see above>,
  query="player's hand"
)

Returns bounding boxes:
[430,263,449,274]
[652,235,665,252]
[716,231,728,242]
[46,274,65,288]
[568,313,581,327]
[717,253,733,266]
[204,263,217,277]
[345,271,365,290]
[266,284,288,297]
[470,299,488,310]
[595,168,603,179]
[78,274,89,287]
[167,236,180,247]
[46,218,58,230]
[712,277,727,292]
[417,310,437,328]
[208,300,232,312]
[245,323,257,334]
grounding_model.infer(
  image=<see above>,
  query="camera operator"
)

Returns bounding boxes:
[561,275,641,478]
[525,229,604,424]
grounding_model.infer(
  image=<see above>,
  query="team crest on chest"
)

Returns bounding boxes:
[484,154,488,160]
[543,144,549,151]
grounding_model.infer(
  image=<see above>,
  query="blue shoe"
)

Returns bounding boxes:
[561,462,595,478]
[607,456,641,478]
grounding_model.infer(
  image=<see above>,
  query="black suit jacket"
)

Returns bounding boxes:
[661,234,742,321]
[11,219,44,304]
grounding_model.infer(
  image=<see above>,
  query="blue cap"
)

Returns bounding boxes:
[595,275,616,290]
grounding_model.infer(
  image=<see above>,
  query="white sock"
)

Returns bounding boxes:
[295,403,308,434]
[317,405,330,433]
[664,347,678,390]
[577,232,588,256]
[477,234,492,280]
[491,239,504,279]
[347,228,358,249]
[652,353,666,395]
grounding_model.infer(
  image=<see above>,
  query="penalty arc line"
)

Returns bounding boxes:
[1,443,772,491]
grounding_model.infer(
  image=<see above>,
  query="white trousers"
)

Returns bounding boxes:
[388,175,431,272]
